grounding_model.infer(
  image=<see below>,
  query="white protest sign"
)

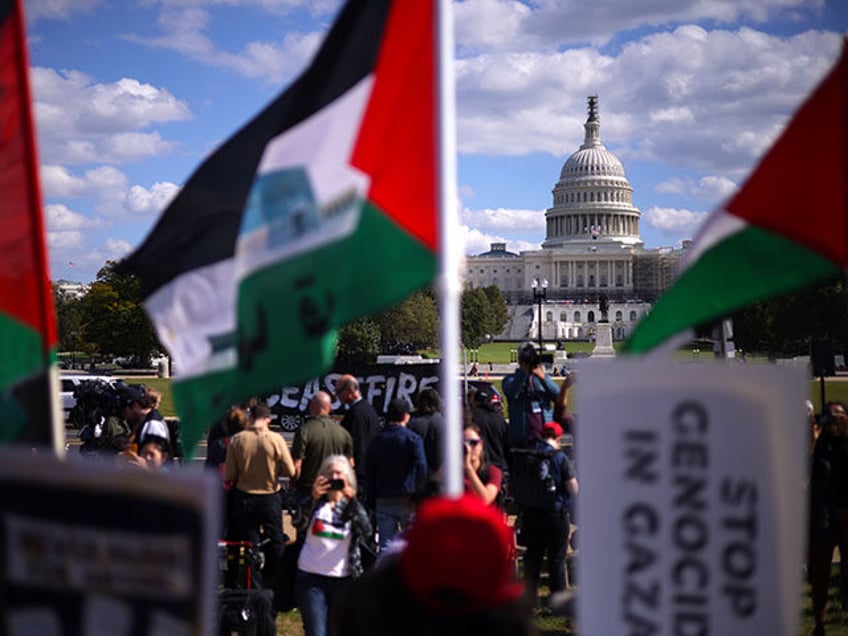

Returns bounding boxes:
[576,360,806,636]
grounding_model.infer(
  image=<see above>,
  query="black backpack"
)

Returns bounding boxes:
[509,446,559,510]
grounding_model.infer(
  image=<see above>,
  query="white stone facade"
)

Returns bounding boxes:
[465,96,682,341]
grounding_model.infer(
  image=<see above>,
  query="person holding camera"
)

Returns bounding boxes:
[502,342,565,445]
[296,454,372,636]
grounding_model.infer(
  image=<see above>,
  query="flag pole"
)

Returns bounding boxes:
[435,0,463,497]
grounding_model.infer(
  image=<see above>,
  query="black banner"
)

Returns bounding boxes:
[263,363,441,431]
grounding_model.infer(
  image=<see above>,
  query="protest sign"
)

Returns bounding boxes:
[576,360,806,635]
[0,450,219,636]
[263,362,440,430]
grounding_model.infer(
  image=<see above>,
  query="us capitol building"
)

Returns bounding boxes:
[464,96,688,343]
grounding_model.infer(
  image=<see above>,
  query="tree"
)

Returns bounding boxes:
[481,285,509,336]
[374,289,439,351]
[461,287,490,348]
[54,287,84,352]
[732,273,848,356]
[336,318,381,366]
[79,261,160,360]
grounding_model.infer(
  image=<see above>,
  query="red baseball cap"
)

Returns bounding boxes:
[543,421,563,438]
[399,495,524,613]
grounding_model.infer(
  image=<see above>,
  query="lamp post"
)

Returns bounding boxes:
[532,277,548,355]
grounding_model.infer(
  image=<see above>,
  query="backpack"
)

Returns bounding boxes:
[509,446,559,510]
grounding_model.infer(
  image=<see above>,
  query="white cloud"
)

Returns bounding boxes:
[462,207,546,234]
[654,175,737,201]
[31,68,190,165]
[460,225,539,257]
[455,0,824,52]
[25,0,103,23]
[45,204,102,231]
[47,230,85,249]
[104,238,134,259]
[454,25,841,180]
[642,206,707,236]
[125,182,181,214]
[124,5,325,85]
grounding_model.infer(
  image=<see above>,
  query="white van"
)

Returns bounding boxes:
[60,375,118,422]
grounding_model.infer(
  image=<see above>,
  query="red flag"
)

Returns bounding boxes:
[0,0,60,446]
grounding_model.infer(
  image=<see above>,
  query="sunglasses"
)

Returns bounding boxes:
[465,439,481,447]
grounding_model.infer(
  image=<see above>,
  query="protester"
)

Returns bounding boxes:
[116,434,172,472]
[502,342,563,445]
[469,388,509,476]
[408,388,444,479]
[463,423,502,506]
[335,375,381,491]
[292,391,355,511]
[808,401,848,635]
[139,435,171,471]
[330,495,534,636]
[224,403,295,584]
[519,422,578,603]
[296,455,372,636]
[365,398,427,551]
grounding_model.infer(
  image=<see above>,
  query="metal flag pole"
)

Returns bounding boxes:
[435,0,462,497]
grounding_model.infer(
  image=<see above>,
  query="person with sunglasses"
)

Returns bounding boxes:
[463,423,502,506]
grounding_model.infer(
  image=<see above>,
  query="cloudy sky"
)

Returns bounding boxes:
[24,0,847,283]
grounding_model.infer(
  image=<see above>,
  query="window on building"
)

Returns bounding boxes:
[546,311,553,322]
[574,311,581,322]
[560,312,567,322]
[588,311,595,322]
[615,311,623,321]
[630,310,637,322]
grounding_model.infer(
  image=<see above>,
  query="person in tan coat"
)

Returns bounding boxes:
[224,402,295,582]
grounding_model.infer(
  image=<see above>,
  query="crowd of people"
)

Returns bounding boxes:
[201,341,579,636]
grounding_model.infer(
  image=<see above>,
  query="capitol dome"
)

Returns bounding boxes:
[543,96,642,249]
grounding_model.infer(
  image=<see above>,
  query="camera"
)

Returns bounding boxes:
[518,342,541,367]
[328,478,345,491]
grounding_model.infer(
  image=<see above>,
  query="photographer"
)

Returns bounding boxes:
[502,342,564,445]
[296,455,372,636]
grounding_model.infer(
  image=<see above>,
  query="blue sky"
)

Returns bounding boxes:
[24,0,848,283]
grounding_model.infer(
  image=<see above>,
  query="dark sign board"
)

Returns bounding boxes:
[0,450,218,636]
[263,363,442,431]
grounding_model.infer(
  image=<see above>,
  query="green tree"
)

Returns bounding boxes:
[79,261,160,360]
[54,288,84,352]
[374,289,439,351]
[336,317,381,366]
[461,287,490,348]
[732,273,848,356]
[481,285,509,337]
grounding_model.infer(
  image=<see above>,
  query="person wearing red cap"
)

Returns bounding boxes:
[520,421,578,605]
[330,495,534,635]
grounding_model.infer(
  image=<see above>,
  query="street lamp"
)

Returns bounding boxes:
[532,277,548,355]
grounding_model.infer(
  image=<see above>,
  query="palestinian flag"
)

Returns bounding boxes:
[118,0,439,453]
[625,37,847,354]
[0,0,60,446]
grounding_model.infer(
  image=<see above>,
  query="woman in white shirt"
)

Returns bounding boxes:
[296,454,372,636]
